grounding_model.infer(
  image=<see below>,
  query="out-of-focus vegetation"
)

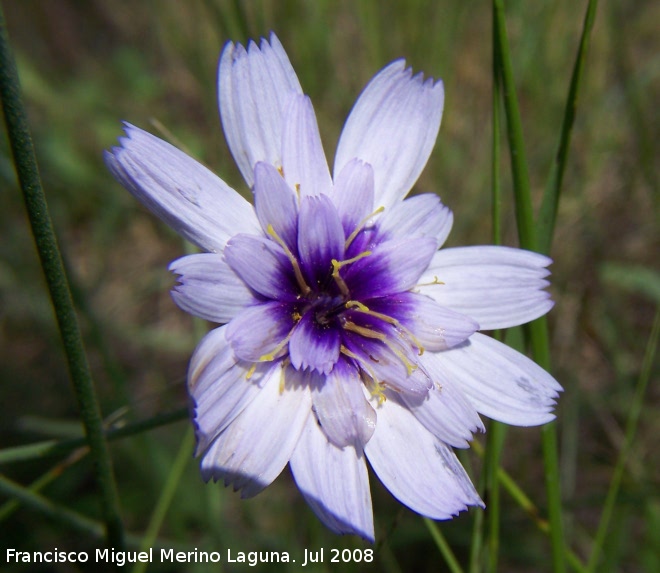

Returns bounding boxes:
[0,1,657,571]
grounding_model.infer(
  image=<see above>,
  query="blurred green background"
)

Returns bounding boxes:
[0,0,658,571]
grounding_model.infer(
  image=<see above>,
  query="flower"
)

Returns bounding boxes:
[105,33,561,542]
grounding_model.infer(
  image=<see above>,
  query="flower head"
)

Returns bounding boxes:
[105,33,561,541]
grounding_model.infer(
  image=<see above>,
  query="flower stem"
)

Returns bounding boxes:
[0,8,124,549]
[492,2,566,571]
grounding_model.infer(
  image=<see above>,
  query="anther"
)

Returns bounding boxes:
[344,206,385,249]
[267,224,311,296]
[331,251,371,297]
[345,301,425,356]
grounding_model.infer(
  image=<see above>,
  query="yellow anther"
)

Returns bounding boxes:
[416,275,445,287]
[246,364,257,380]
[331,251,371,297]
[267,224,311,296]
[345,301,425,356]
[342,321,417,376]
[279,364,286,394]
[257,328,295,363]
[344,206,385,249]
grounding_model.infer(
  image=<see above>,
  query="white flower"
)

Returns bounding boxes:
[105,33,561,541]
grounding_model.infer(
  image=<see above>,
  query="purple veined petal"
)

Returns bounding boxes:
[253,161,299,251]
[281,94,333,199]
[376,193,453,247]
[297,194,345,286]
[436,332,563,426]
[419,245,554,330]
[342,237,438,300]
[188,326,273,454]
[290,414,374,541]
[169,253,257,324]
[341,326,431,397]
[366,292,479,351]
[330,159,375,238]
[365,392,483,520]
[289,312,341,375]
[200,361,312,498]
[224,233,299,301]
[334,60,445,211]
[104,124,260,253]
[219,33,303,187]
[399,354,485,448]
[226,301,296,363]
[310,358,376,448]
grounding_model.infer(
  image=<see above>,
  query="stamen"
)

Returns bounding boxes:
[279,362,286,394]
[415,275,445,287]
[267,224,311,296]
[257,328,295,363]
[340,345,381,390]
[331,251,371,296]
[344,206,385,249]
[345,300,425,355]
[342,321,417,376]
[246,364,257,380]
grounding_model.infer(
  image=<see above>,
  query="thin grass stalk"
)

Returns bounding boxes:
[472,440,588,573]
[0,447,87,522]
[0,408,188,466]
[586,307,660,572]
[492,2,566,571]
[0,8,124,549]
[537,0,599,255]
[0,475,185,551]
[484,14,506,572]
[424,518,465,573]
[132,429,195,573]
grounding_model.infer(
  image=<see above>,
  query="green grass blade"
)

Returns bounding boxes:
[132,428,195,573]
[0,7,124,549]
[425,518,465,573]
[586,307,660,572]
[492,2,566,571]
[0,448,86,522]
[537,0,599,254]
[0,473,106,540]
[483,16,507,571]
[0,408,188,465]
[492,0,537,253]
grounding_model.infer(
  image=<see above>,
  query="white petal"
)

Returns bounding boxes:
[281,94,333,198]
[334,60,444,210]
[377,193,453,247]
[169,253,256,323]
[401,353,485,448]
[219,33,303,186]
[290,414,374,541]
[419,246,554,330]
[188,326,272,454]
[330,158,375,237]
[311,360,376,448]
[436,332,562,426]
[105,124,260,252]
[368,292,478,351]
[200,362,311,497]
[365,395,483,519]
